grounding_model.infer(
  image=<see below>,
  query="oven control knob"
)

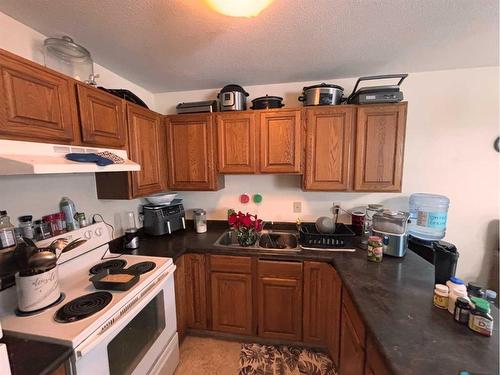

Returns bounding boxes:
[95,227,102,237]
[84,230,93,240]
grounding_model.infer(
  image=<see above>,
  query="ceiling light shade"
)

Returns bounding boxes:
[205,0,274,18]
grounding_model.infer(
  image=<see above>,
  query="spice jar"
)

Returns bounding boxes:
[468,297,494,337]
[467,282,485,299]
[367,236,383,262]
[18,215,34,239]
[33,220,52,241]
[43,213,65,236]
[433,284,449,309]
[0,210,16,252]
[453,297,471,324]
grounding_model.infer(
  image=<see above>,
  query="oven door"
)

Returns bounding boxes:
[73,266,179,375]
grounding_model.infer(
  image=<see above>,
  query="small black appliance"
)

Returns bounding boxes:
[346,74,407,104]
[143,199,186,236]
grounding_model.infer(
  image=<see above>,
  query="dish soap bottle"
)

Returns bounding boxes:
[60,197,79,231]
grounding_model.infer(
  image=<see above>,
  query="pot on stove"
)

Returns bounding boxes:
[15,265,60,312]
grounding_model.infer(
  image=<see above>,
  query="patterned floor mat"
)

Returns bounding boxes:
[238,343,336,375]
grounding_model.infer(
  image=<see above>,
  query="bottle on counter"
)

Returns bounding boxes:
[60,197,79,231]
[18,215,34,239]
[467,282,485,299]
[0,210,16,252]
[453,297,471,324]
[76,212,88,228]
[468,297,494,337]
[433,284,449,309]
[33,219,52,241]
[367,236,383,262]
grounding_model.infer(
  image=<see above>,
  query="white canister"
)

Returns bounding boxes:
[15,266,60,312]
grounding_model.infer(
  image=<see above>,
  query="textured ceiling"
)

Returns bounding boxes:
[0,0,498,92]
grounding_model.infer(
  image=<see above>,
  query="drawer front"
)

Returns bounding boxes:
[210,255,252,274]
[258,259,303,279]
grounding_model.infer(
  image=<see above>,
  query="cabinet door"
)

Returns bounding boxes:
[174,255,187,343]
[211,272,253,335]
[216,112,257,173]
[184,254,209,330]
[303,261,329,345]
[304,107,355,190]
[365,335,392,375]
[340,305,365,375]
[326,265,343,368]
[76,83,127,148]
[260,109,302,173]
[354,103,407,192]
[127,104,167,197]
[166,114,224,190]
[0,49,78,143]
[257,260,303,341]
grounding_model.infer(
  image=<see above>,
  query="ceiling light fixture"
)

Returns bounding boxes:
[205,0,274,18]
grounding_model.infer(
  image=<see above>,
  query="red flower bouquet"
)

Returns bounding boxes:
[228,210,263,247]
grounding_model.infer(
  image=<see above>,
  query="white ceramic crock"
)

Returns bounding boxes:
[15,266,60,312]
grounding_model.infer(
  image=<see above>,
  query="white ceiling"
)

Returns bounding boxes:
[0,0,498,93]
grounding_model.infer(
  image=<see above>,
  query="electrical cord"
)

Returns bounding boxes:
[91,214,122,261]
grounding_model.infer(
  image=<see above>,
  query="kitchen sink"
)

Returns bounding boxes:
[214,230,300,252]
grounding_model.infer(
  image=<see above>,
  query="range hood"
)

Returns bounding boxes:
[0,140,140,175]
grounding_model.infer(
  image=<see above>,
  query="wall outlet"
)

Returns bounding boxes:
[293,202,302,213]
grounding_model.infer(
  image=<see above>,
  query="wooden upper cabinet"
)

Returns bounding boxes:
[259,109,302,173]
[354,103,407,192]
[216,112,258,173]
[304,107,355,191]
[257,260,303,341]
[76,83,127,148]
[127,104,167,197]
[0,49,78,143]
[166,113,224,191]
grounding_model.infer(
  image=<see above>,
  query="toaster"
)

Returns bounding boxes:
[143,200,186,236]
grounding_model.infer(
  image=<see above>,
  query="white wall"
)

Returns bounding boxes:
[0,12,155,235]
[155,67,500,283]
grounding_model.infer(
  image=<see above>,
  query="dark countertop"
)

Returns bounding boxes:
[1,334,72,375]
[114,223,499,375]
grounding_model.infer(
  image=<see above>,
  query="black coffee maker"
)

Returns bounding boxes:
[408,236,459,284]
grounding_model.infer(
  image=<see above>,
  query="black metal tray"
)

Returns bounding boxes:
[299,223,356,248]
[89,269,139,291]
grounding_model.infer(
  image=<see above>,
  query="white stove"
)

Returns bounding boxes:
[0,222,179,375]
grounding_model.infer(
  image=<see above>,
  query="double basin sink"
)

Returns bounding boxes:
[214,230,300,252]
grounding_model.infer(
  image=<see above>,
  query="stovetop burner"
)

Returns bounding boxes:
[15,293,66,317]
[127,261,156,275]
[89,259,127,275]
[54,292,112,323]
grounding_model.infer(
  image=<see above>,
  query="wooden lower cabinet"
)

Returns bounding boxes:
[184,254,209,330]
[326,264,343,368]
[303,261,330,345]
[257,260,303,341]
[174,255,187,342]
[339,288,366,375]
[211,272,253,335]
[365,335,392,375]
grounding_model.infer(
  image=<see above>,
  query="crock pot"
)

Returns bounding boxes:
[298,83,344,106]
[218,84,249,111]
[251,95,284,110]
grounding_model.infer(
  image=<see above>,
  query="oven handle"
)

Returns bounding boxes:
[75,265,176,358]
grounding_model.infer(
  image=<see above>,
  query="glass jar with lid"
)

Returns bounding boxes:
[0,210,16,252]
[18,215,34,239]
[43,36,94,83]
[193,209,207,233]
[372,210,410,235]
